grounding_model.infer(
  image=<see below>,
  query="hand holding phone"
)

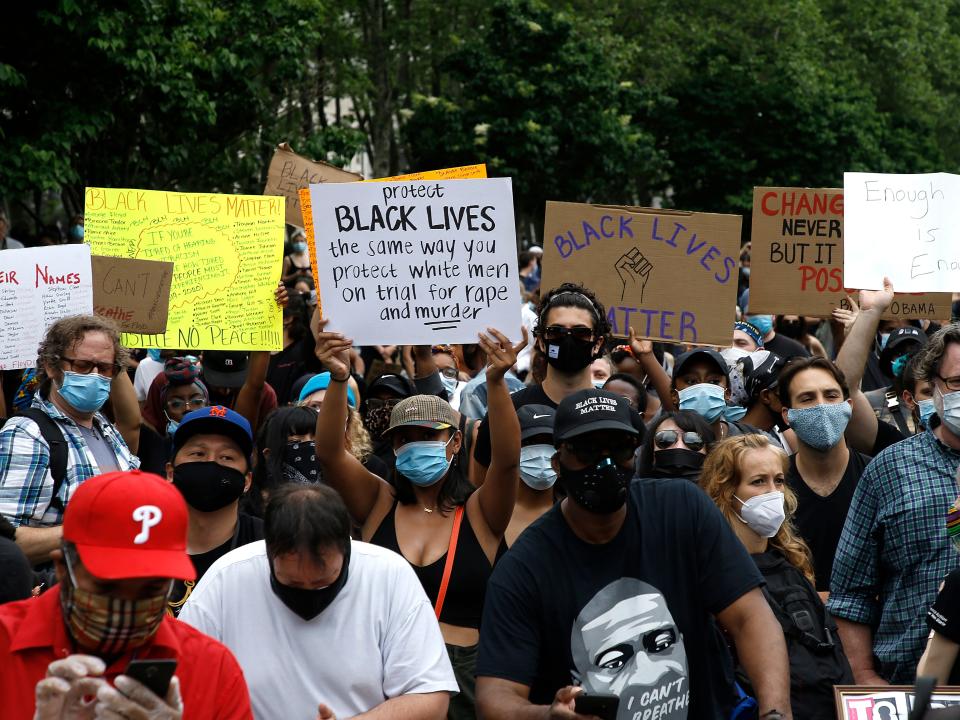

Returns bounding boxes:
[574,692,620,720]
[123,658,177,698]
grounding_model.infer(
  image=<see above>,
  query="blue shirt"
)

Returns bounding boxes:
[827,428,960,682]
[0,393,139,527]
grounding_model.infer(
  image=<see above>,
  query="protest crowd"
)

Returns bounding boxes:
[3,170,960,720]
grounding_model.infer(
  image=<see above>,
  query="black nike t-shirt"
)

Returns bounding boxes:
[786,449,870,591]
[927,568,960,685]
[476,478,762,719]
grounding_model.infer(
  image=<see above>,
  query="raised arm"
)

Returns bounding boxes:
[629,328,674,412]
[235,284,287,434]
[109,367,141,454]
[835,278,894,454]
[473,327,527,537]
[313,319,389,526]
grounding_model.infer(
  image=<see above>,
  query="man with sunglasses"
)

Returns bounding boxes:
[0,315,139,567]
[829,323,960,685]
[476,388,791,720]
[472,283,646,485]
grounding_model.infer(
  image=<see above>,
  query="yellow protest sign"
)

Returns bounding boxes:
[84,188,285,351]
[365,164,487,182]
[299,187,321,314]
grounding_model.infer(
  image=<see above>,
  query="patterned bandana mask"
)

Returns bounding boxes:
[60,551,170,657]
[363,404,394,438]
[283,441,321,484]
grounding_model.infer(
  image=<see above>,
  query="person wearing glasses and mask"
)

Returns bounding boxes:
[636,411,714,481]
[472,283,652,486]
[0,315,140,567]
[314,318,526,720]
[475,389,792,720]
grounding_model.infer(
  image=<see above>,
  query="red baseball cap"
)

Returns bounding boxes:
[63,470,196,581]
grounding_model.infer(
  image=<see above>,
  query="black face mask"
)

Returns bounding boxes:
[559,458,632,514]
[651,448,704,480]
[269,543,351,621]
[172,461,246,512]
[283,441,321,484]
[777,320,802,339]
[544,336,596,374]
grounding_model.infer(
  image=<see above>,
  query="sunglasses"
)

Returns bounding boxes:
[654,430,705,452]
[542,326,595,342]
[562,437,637,466]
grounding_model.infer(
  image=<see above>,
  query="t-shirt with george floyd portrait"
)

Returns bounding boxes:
[476,477,763,719]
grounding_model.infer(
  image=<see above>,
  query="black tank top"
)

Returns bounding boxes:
[370,501,502,628]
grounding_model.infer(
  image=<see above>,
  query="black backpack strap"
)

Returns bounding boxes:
[18,408,68,512]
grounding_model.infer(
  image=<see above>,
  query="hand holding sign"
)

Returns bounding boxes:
[857,276,895,315]
[314,318,353,381]
[616,247,653,302]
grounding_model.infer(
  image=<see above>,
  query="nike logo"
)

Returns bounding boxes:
[533,413,551,419]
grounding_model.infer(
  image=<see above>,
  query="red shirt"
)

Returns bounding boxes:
[0,588,253,720]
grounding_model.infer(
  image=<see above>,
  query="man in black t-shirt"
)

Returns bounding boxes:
[165,405,264,615]
[476,389,791,720]
[778,357,869,594]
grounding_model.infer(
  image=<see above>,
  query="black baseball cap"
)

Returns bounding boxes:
[674,348,729,378]
[743,351,787,401]
[518,405,555,440]
[880,327,927,378]
[202,351,249,389]
[369,373,416,400]
[554,389,638,444]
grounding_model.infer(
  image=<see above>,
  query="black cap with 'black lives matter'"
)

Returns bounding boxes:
[553,389,639,444]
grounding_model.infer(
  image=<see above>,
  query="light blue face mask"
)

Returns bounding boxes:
[677,383,746,423]
[593,380,606,390]
[58,371,111,413]
[441,375,459,397]
[166,416,180,437]
[787,402,852,451]
[147,349,163,362]
[292,241,308,253]
[746,315,774,336]
[918,398,936,429]
[519,444,557,491]
[395,437,453,487]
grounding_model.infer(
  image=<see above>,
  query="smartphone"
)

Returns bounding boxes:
[123,659,177,698]
[575,692,620,720]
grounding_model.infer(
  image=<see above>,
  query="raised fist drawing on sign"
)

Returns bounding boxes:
[616,247,653,302]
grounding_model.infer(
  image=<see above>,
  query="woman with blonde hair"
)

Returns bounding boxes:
[700,434,852,719]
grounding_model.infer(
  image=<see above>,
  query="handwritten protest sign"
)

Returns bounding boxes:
[85,187,284,350]
[92,256,173,334]
[0,245,93,369]
[309,177,521,345]
[541,202,741,345]
[299,188,321,299]
[264,142,362,227]
[844,171,960,292]
[834,685,960,720]
[750,187,950,319]
[366,164,487,182]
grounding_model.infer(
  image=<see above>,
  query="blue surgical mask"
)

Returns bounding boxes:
[395,437,453,487]
[593,380,606,389]
[918,398,936,428]
[747,315,774,336]
[166,416,180,437]
[292,241,308,253]
[147,349,163,362]
[787,402,852,451]
[58,371,111,413]
[440,375,459,397]
[678,383,745,423]
[69,225,84,241]
[519,444,557,491]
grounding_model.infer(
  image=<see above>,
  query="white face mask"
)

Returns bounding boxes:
[735,490,786,538]
[934,385,960,436]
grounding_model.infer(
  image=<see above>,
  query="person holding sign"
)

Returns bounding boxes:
[314,318,526,720]
[0,315,140,566]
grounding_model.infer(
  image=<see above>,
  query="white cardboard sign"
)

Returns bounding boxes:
[309,177,522,344]
[844,171,960,291]
[0,245,94,369]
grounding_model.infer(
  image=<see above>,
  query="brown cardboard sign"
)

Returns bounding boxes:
[541,201,742,345]
[264,142,362,227]
[92,256,173,334]
[750,187,950,319]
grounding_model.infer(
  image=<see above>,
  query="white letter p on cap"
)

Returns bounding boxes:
[132,505,163,545]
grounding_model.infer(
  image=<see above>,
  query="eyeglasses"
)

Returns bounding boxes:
[541,326,595,342]
[562,437,637,466]
[61,356,121,379]
[166,396,206,412]
[654,430,705,452]
[439,367,459,381]
[937,374,960,392]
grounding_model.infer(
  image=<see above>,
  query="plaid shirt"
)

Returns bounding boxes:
[827,429,960,682]
[0,393,139,528]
